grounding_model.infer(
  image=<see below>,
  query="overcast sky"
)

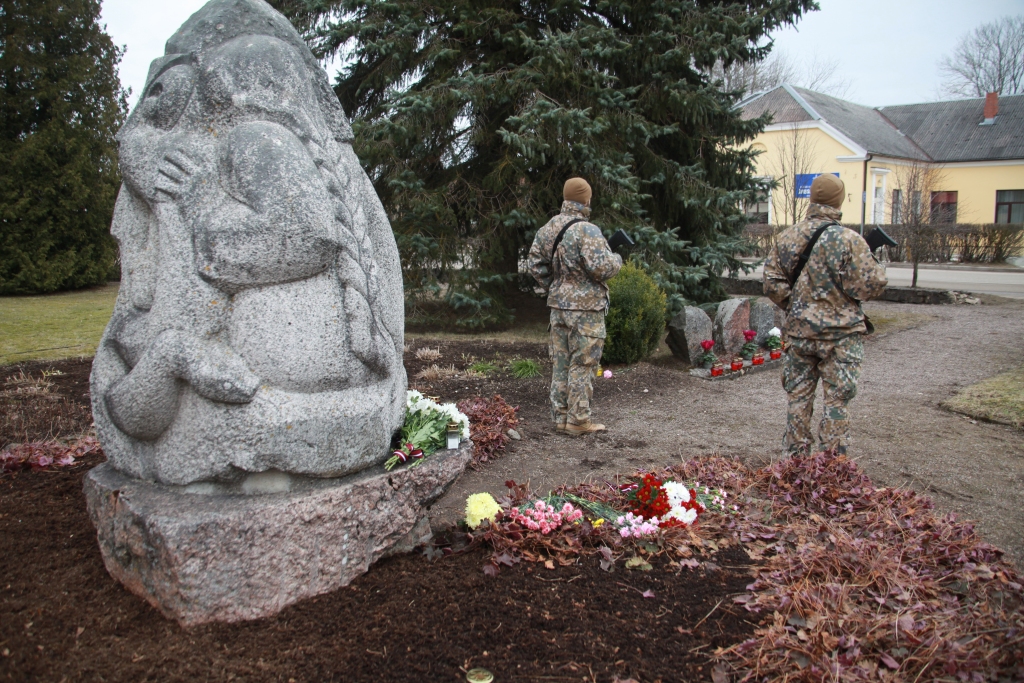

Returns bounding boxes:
[101,0,1021,111]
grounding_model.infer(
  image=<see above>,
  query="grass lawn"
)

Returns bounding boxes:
[942,367,1024,430]
[0,284,119,365]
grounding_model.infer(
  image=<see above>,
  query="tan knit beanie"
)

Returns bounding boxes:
[810,174,845,209]
[563,177,592,205]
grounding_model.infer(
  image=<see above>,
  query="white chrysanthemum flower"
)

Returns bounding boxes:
[768,327,782,337]
[663,480,691,506]
[438,402,471,438]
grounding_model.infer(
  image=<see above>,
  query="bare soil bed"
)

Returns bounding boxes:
[2,295,1023,681]
[0,455,756,682]
[411,297,1024,566]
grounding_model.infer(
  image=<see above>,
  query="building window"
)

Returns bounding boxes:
[930,191,958,224]
[995,190,1024,224]
[744,187,771,224]
[892,189,902,224]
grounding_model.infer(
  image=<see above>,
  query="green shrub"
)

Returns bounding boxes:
[603,262,667,365]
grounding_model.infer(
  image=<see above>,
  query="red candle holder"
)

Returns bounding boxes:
[770,349,782,360]
[710,363,724,377]
[752,353,764,366]
[730,358,744,372]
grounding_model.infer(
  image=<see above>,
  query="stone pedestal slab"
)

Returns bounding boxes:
[84,442,472,626]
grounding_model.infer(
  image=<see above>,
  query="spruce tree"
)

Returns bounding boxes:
[273,0,815,326]
[0,0,127,294]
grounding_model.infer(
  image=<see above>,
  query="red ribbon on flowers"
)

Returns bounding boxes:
[393,443,424,463]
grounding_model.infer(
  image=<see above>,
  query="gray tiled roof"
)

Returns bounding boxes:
[740,85,1024,163]
[879,95,1024,162]
[739,86,815,124]
[795,87,930,161]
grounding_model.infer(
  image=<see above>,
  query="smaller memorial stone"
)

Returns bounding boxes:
[713,298,751,356]
[774,306,787,334]
[749,297,783,346]
[666,306,713,365]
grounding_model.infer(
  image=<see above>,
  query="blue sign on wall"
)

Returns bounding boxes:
[795,173,840,198]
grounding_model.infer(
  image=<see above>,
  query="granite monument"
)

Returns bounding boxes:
[85,0,470,626]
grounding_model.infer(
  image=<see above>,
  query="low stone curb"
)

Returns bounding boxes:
[689,357,783,381]
[880,287,980,305]
[723,277,982,305]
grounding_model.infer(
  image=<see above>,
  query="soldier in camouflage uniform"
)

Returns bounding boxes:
[528,178,622,436]
[763,174,888,456]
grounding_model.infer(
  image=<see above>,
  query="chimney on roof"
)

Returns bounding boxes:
[983,92,999,124]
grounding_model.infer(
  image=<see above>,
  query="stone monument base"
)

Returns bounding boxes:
[84,442,472,626]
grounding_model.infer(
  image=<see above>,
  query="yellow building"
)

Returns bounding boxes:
[738,85,1024,227]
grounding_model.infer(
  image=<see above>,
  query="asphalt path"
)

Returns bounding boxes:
[734,261,1024,299]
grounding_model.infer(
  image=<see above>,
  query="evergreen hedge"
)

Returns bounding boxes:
[0,0,127,294]
[603,262,666,366]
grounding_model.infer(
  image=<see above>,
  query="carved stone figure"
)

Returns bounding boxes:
[91,0,406,486]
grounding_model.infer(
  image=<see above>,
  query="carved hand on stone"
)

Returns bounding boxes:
[118,61,198,208]
[153,149,202,203]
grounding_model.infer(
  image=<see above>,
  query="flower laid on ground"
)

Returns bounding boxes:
[661,480,700,525]
[623,473,706,528]
[0,436,103,472]
[385,391,470,470]
[509,500,583,535]
[615,512,659,538]
[691,483,735,514]
[465,492,502,530]
[603,369,613,379]
[460,472,739,576]
[765,327,783,350]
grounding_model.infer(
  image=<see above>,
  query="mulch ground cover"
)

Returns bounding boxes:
[3,352,1024,682]
[0,454,754,682]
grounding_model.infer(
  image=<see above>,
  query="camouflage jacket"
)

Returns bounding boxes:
[527,201,623,311]
[763,203,888,340]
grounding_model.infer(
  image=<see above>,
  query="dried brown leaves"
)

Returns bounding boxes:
[456,395,519,468]
[719,451,1024,681]
[1,436,103,472]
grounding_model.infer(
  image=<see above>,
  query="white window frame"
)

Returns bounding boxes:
[870,169,891,224]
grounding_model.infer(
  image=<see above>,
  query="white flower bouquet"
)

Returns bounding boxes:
[385,391,470,470]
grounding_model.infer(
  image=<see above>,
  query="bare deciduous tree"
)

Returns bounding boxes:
[710,50,851,98]
[939,16,1024,98]
[889,161,948,287]
[763,125,820,227]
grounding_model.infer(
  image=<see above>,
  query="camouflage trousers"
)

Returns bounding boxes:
[549,308,606,425]
[782,335,864,456]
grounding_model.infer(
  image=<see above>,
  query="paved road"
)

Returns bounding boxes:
[733,261,1024,298]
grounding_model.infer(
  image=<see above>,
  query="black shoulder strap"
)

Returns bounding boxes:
[551,218,586,260]
[789,222,837,288]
